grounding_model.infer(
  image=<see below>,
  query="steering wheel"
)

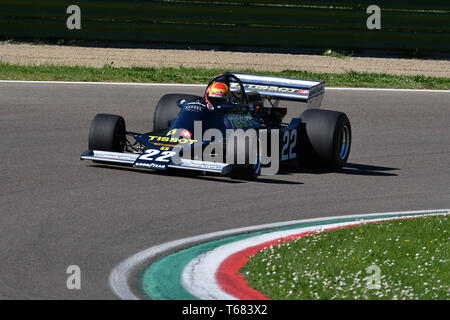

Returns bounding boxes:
[204,72,248,105]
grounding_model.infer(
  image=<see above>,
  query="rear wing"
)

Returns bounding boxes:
[230,73,325,109]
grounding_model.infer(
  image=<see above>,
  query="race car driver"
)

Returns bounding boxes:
[205,81,231,108]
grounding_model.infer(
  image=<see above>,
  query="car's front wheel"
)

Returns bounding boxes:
[230,162,261,180]
[88,113,126,152]
[229,134,261,180]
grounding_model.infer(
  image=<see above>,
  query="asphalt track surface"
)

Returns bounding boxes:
[0,82,449,299]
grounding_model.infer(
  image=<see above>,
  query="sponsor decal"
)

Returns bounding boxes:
[166,128,192,139]
[95,152,136,161]
[181,129,192,139]
[134,149,177,169]
[183,163,219,170]
[152,143,181,149]
[148,135,197,145]
[166,129,177,136]
[230,82,309,95]
[134,162,166,169]
[226,115,257,129]
[185,101,206,112]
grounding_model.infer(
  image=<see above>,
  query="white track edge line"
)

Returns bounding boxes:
[0,80,449,93]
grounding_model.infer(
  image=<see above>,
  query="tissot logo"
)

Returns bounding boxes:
[230,82,304,94]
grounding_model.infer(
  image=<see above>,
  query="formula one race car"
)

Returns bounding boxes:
[81,72,351,180]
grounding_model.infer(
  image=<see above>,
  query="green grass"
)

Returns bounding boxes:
[241,215,449,300]
[0,61,449,89]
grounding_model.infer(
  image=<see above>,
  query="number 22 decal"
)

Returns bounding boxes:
[139,149,176,162]
[281,130,297,161]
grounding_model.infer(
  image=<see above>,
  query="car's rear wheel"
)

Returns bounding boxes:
[88,113,126,152]
[153,94,202,132]
[297,109,351,170]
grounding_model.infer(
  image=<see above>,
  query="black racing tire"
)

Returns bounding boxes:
[153,93,202,132]
[229,133,261,180]
[297,109,351,170]
[88,114,126,152]
[230,163,261,180]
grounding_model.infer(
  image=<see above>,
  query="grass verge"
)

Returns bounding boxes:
[241,215,449,300]
[0,61,449,89]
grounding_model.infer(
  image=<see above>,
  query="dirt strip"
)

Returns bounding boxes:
[1,43,449,77]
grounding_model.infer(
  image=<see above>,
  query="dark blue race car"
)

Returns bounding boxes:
[81,72,351,180]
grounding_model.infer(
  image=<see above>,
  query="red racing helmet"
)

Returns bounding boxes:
[206,81,231,106]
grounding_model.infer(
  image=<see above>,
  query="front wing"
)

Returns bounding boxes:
[80,150,233,175]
